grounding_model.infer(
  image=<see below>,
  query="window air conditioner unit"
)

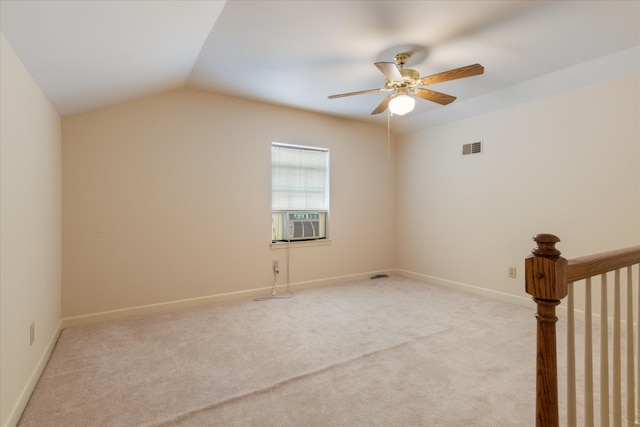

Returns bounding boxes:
[273,211,326,242]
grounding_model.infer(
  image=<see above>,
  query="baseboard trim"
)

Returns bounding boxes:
[287,270,391,291]
[61,270,392,329]
[393,269,535,309]
[62,288,271,328]
[393,269,621,329]
[4,319,63,427]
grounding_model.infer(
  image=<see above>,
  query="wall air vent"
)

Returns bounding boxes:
[462,141,482,156]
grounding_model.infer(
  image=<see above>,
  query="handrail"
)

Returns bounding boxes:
[524,233,640,427]
[567,246,640,282]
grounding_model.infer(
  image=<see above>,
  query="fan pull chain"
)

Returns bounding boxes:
[387,109,391,159]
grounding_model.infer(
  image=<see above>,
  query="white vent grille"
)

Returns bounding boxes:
[462,141,482,156]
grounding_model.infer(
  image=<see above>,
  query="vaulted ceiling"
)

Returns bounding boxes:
[1,1,638,133]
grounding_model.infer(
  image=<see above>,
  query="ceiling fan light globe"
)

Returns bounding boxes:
[389,95,415,115]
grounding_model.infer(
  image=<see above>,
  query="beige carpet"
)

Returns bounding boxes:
[18,276,541,426]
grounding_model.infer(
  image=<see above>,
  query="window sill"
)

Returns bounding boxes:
[270,239,332,249]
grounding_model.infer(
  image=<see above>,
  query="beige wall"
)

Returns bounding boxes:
[62,89,396,318]
[0,34,62,427]
[396,74,640,302]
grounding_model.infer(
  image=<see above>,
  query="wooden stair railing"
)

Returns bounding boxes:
[525,233,640,427]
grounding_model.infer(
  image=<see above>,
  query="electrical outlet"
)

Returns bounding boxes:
[508,267,517,279]
[273,260,279,274]
[30,322,35,346]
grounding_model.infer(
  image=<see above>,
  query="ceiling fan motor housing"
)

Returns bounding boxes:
[400,68,419,81]
[385,68,419,90]
[394,52,419,84]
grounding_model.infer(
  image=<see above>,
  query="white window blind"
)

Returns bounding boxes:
[271,143,329,211]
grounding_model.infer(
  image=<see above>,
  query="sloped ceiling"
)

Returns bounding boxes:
[1,0,638,133]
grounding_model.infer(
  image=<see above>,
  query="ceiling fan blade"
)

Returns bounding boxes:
[413,88,457,105]
[374,62,403,81]
[371,95,393,115]
[417,64,484,86]
[328,88,384,99]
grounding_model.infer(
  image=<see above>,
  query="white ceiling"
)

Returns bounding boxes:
[1,0,638,134]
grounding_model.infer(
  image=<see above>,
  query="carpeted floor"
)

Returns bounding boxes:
[18,276,541,426]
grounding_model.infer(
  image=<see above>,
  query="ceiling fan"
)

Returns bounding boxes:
[328,52,484,116]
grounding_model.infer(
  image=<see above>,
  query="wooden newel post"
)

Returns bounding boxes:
[525,234,568,427]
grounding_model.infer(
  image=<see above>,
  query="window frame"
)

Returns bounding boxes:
[271,142,330,244]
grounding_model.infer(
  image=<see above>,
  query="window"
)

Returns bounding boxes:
[271,142,329,242]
